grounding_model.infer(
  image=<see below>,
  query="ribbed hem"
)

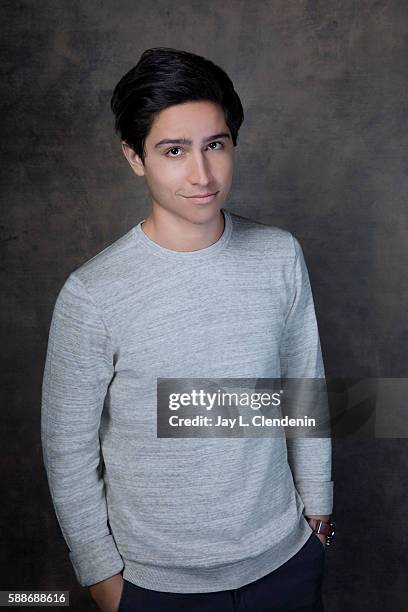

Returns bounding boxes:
[296,480,334,516]
[122,517,313,593]
[69,534,124,587]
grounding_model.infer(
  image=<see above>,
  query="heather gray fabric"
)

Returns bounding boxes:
[41,208,333,592]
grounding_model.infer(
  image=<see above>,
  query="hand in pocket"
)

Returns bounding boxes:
[89,573,125,612]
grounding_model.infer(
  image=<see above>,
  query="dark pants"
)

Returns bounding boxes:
[118,533,326,611]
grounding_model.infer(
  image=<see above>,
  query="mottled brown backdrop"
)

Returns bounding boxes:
[1,1,407,610]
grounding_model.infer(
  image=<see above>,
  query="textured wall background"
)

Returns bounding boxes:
[1,1,407,610]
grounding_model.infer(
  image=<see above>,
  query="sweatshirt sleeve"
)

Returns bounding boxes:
[279,235,333,516]
[41,272,124,586]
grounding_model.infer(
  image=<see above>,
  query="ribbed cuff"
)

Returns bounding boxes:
[295,480,334,516]
[69,534,124,587]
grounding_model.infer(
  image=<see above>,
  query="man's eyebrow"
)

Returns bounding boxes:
[154,132,231,149]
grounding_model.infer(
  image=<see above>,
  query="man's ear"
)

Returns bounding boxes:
[121,141,145,177]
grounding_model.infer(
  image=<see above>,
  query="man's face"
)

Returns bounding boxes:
[122,100,235,225]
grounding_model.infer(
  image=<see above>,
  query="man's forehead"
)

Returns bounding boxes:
[148,101,228,140]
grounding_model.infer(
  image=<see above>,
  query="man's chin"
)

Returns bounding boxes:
[182,203,225,224]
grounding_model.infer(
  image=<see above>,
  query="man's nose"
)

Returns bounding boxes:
[187,152,212,186]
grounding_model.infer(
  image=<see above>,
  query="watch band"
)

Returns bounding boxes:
[306,518,336,546]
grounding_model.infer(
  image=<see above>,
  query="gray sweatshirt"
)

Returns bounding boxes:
[41,208,333,593]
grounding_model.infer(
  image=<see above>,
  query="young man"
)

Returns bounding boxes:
[41,48,334,612]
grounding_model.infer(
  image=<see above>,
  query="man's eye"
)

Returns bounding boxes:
[165,147,183,157]
[208,141,224,150]
[164,142,224,157]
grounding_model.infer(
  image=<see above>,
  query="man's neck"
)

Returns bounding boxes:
[141,207,225,253]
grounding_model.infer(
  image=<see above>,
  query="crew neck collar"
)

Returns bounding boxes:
[133,208,232,260]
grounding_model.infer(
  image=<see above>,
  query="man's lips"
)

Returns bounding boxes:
[185,191,218,198]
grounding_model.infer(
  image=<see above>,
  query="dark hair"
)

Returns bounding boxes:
[110,47,244,163]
